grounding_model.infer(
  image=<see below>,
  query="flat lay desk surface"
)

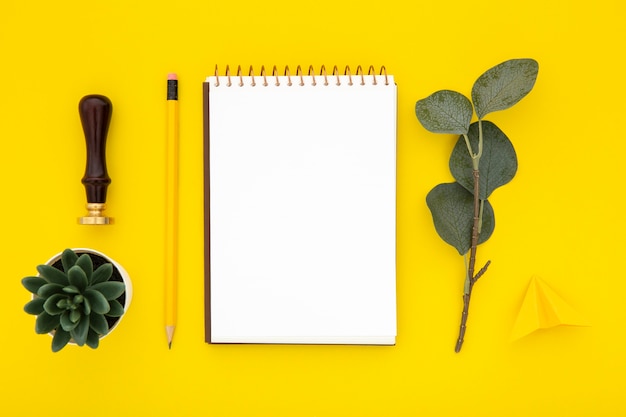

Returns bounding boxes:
[1,1,624,416]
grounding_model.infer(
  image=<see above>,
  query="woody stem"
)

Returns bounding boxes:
[454,169,486,353]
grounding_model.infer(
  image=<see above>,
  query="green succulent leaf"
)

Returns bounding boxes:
[22,277,48,294]
[43,294,67,315]
[35,312,60,334]
[60,311,79,331]
[71,315,90,346]
[90,281,125,301]
[84,289,110,314]
[24,297,46,315]
[83,297,92,315]
[415,90,473,135]
[76,254,94,282]
[472,58,539,119]
[426,182,495,255]
[37,283,65,298]
[86,329,100,349]
[450,121,518,199]
[51,328,72,352]
[91,263,113,285]
[106,299,125,317]
[36,265,69,286]
[89,313,110,335]
[62,285,80,294]
[61,249,78,272]
[67,265,88,292]
[70,309,81,323]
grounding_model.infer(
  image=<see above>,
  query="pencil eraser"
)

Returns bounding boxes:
[168,73,178,80]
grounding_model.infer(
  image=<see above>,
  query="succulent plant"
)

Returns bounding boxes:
[21,248,126,352]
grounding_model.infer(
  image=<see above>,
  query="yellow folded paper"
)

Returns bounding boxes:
[511,276,590,341]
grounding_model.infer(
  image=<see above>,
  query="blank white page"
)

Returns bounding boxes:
[206,73,396,344]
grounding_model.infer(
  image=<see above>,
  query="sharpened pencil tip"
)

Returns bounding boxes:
[166,325,175,349]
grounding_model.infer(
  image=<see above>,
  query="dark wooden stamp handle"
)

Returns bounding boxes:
[79,95,112,204]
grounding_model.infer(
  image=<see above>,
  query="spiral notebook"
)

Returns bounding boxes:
[203,65,397,344]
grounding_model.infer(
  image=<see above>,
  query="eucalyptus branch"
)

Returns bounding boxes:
[415,58,538,353]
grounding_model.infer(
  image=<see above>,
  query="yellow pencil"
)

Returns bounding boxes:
[165,73,179,348]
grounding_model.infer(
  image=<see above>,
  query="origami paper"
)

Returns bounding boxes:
[511,276,590,341]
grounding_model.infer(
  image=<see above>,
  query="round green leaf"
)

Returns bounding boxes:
[24,297,46,315]
[91,263,113,285]
[89,313,109,335]
[90,282,125,301]
[426,182,495,255]
[415,90,472,135]
[84,289,110,314]
[35,312,60,334]
[51,328,72,352]
[450,121,517,199]
[22,277,48,294]
[68,265,88,292]
[36,265,69,286]
[472,58,539,119]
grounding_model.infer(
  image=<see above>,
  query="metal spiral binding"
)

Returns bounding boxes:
[213,65,389,87]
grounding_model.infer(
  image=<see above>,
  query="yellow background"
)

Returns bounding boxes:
[1,0,624,415]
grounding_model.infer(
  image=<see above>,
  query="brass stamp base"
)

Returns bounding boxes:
[79,203,113,225]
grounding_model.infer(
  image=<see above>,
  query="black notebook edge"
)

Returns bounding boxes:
[203,81,212,343]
